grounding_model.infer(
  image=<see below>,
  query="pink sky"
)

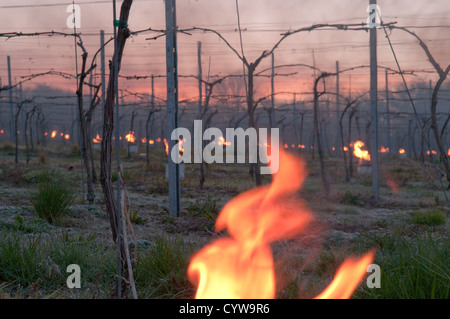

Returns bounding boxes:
[1,0,449,101]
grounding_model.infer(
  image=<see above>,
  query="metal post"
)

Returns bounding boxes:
[99,30,106,130]
[335,60,340,156]
[271,53,276,128]
[100,30,106,108]
[7,56,14,144]
[386,69,391,155]
[197,41,202,118]
[369,0,380,200]
[165,0,181,217]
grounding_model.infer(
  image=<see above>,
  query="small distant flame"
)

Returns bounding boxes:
[399,148,406,155]
[298,144,305,149]
[380,146,389,153]
[44,132,48,136]
[125,131,136,143]
[179,138,184,155]
[163,138,184,156]
[426,150,437,155]
[51,131,57,138]
[93,134,102,143]
[60,132,64,137]
[284,144,288,149]
[156,138,161,143]
[64,134,70,140]
[343,146,349,152]
[164,138,169,156]
[448,149,450,156]
[0,129,4,134]
[149,139,155,145]
[353,141,371,161]
[141,137,147,144]
[218,136,231,146]
[332,147,335,151]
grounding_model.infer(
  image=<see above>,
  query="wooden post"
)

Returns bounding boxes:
[369,0,380,200]
[7,56,14,144]
[165,0,181,217]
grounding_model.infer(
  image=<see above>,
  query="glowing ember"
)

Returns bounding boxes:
[399,148,406,155]
[0,129,4,134]
[353,141,371,161]
[60,132,64,137]
[187,149,374,299]
[125,131,136,143]
[380,146,389,153]
[51,131,57,138]
[44,132,48,136]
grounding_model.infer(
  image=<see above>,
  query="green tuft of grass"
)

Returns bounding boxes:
[411,208,447,226]
[355,233,450,299]
[30,179,76,224]
[0,230,116,298]
[134,235,196,298]
[340,191,364,206]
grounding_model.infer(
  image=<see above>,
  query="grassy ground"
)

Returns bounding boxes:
[0,142,448,299]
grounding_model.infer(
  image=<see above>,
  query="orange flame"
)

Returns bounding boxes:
[448,149,450,156]
[93,134,102,144]
[125,131,136,143]
[187,150,374,299]
[149,139,155,145]
[380,146,389,153]
[51,131,57,138]
[218,136,231,146]
[64,134,70,140]
[315,250,375,299]
[164,138,169,156]
[353,141,371,161]
[399,148,406,155]
[343,146,349,152]
[0,130,4,134]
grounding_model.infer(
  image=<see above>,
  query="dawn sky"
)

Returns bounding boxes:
[1,0,449,101]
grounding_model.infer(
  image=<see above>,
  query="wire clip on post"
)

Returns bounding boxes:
[114,20,128,28]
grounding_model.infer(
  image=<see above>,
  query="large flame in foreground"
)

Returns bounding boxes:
[187,150,374,299]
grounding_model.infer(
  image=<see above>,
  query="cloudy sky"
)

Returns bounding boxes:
[0,0,449,101]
